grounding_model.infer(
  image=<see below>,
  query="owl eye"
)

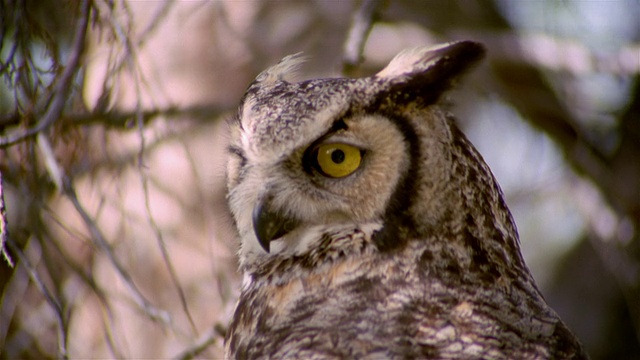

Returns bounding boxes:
[312,143,362,178]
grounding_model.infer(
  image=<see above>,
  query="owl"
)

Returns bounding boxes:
[224,41,587,359]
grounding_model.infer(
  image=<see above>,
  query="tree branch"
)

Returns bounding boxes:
[172,323,227,360]
[0,0,91,148]
[62,176,171,325]
[67,104,229,129]
[6,238,68,359]
[139,154,198,335]
[342,0,383,76]
[0,171,13,266]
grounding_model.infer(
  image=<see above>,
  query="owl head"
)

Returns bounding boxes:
[226,42,492,269]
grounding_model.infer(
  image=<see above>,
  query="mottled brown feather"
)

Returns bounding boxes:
[224,41,587,359]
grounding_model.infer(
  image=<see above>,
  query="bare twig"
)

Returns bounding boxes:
[101,310,127,360]
[342,0,383,75]
[0,240,27,345]
[105,4,201,335]
[0,171,13,266]
[137,0,176,47]
[140,169,199,335]
[42,219,127,358]
[90,0,174,116]
[1,104,228,132]
[62,177,171,325]
[70,104,229,128]
[0,0,91,148]
[172,323,227,360]
[43,209,129,358]
[37,133,64,191]
[6,238,68,359]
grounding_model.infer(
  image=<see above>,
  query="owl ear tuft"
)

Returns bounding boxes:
[374,41,485,106]
[241,52,308,109]
[254,52,308,85]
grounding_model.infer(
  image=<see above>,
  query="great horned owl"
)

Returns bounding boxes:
[224,41,587,359]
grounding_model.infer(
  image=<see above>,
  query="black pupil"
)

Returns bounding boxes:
[331,149,345,164]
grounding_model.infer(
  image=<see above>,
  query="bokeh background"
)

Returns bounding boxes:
[0,1,638,358]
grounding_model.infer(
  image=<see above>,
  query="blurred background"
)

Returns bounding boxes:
[0,0,638,358]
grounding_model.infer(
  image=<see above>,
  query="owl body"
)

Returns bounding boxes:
[225,42,586,359]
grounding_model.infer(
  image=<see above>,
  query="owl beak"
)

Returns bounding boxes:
[252,199,298,253]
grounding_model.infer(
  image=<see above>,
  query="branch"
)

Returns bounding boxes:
[140,156,198,335]
[0,103,228,134]
[483,33,636,218]
[62,176,171,325]
[172,323,227,360]
[342,0,383,76]
[6,238,68,359]
[68,104,230,128]
[0,170,13,266]
[40,215,127,359]
[137,0,176,47]
[0,0,91,148]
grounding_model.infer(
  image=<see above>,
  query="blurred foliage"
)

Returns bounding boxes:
[0,0,638,359]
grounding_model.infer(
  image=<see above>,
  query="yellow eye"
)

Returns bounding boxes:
[314,143,362,178]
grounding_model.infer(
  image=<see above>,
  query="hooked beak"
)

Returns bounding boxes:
[252,198,299,253]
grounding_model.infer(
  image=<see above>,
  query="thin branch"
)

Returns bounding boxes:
[0,0,91,148]
[90,0,174,116]
[39,219,127,358]
[141,171,199,335]
[0,170,13,266]
[37,132,64,191]
[62,176,171,325]
[6,237,68,359]
[0,239,27,345]
[101,308,127,360]
[47,8,175,327]
[69,104,229,128]
[122,5,199,333]
[137,0,176,47]
[342,0,383,76]
[172,323,227,360]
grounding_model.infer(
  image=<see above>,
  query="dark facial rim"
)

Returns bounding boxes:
[365,110,422,251]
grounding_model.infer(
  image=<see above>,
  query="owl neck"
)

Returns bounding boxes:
[448,126,532,275]
[372,117,538,289]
